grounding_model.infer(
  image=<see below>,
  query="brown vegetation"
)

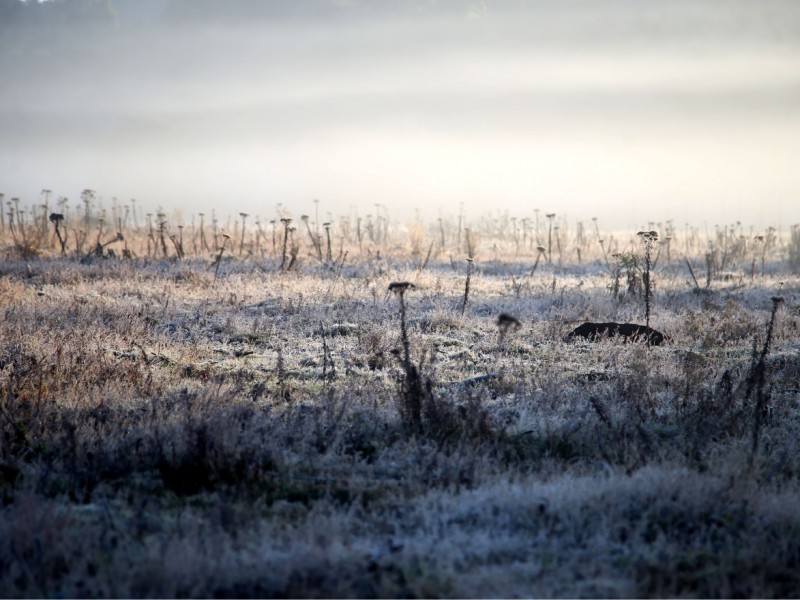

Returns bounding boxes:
[0,201,799,597]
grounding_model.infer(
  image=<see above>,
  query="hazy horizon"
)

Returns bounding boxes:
[1,0,799,229]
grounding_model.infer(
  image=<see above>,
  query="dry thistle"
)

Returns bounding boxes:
[546,213,556,264]
[637,230,659,328]
[748,296,784,464]
[301,214,322,259]
[49,212,67,255]
[211,233,231,285]
[279,217,293,272]
[529,246,546,277]
[238,212,249,256]
[389,281,415,363]
[389,281,423,431]
[460,257,473,316]
[323,222,332,262]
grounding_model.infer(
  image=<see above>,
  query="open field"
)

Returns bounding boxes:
[1,206,800,597]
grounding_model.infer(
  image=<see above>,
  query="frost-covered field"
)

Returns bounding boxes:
[1,217,799,597]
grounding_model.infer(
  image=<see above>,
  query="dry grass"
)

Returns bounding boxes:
[0,211,799,597]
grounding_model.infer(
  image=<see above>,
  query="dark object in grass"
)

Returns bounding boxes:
[457,372,498,387]
[497,313,521,332]
[388,281,415,293]
[566,322,666,346]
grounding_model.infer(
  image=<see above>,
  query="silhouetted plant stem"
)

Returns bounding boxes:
[389,281,423,432]
[324,222,332,262]
[546,213,555,264]
[239,213,249,256]
[49,213,67,255]
[419,241,435,273]
[461,257,473,316]
[749,296,784,463]
[279,218,292,272]
[638,230,658,328]
[198,213,208,253]
[211,234,230,286]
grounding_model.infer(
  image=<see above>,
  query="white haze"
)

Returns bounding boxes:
[1,0,799,229]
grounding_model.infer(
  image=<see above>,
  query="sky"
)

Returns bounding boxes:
[1,0,799,229]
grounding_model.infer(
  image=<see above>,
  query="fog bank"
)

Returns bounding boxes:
[2,0,799,228]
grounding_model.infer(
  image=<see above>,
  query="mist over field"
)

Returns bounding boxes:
[1,0,799,228]
[4,4,800,596]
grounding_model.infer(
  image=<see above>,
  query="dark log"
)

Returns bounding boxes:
[565,322,666,346]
